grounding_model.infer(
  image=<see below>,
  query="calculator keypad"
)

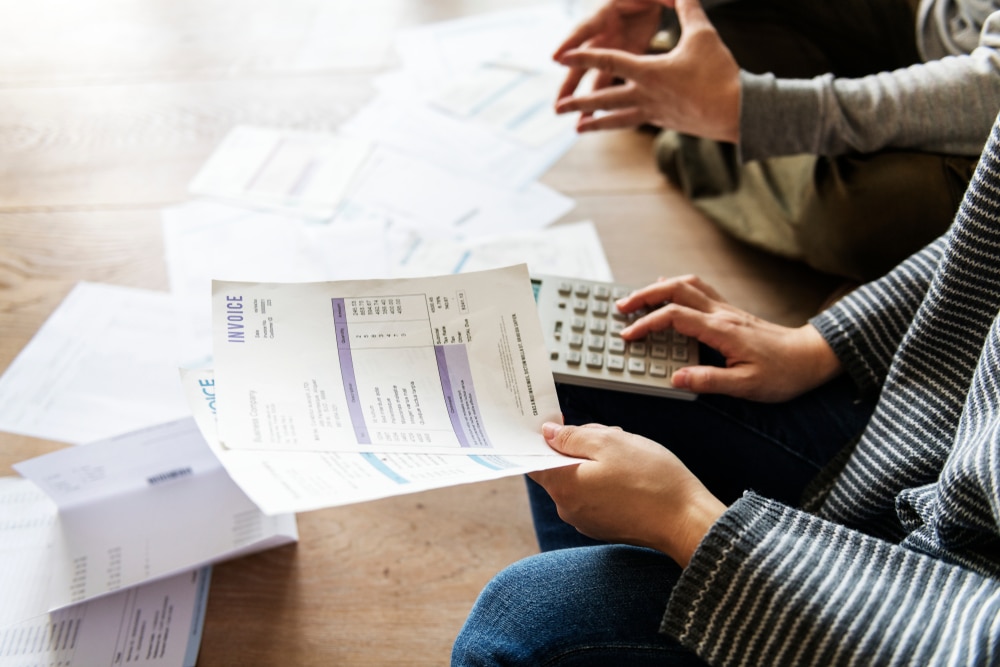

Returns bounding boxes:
[535,275,699,400]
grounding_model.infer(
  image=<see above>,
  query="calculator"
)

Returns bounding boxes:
[531,274,698,400]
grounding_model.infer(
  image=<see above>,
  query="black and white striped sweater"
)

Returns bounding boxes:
[660,114,1000,665]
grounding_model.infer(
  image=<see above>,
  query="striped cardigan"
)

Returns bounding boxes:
[660,114,1000,665]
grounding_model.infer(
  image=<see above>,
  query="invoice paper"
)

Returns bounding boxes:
[0,282,192,445]
[184,368,574,515]
[0,567,211,667]
[9,420,296,624]
[162,200,400,367]
[212,265,561,455]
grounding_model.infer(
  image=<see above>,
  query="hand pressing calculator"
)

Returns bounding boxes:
[531,274,698,400]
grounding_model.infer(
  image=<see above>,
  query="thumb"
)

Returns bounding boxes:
[542,422,602,460]
[674,0,712,32]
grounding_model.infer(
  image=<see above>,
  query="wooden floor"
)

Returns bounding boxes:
[0,1,840,664]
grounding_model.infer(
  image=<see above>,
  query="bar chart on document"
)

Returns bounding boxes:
[212,266,559,457]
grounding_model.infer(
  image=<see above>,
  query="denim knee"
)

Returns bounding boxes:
[452,546,701,667]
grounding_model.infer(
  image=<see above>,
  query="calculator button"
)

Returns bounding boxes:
[607,356,625,371]
[650,344,668,359]
[587,335,605,351]
[565,350,582,365]
[607,338,626,354]
[629,342,648,356]
[585,353,604,368]
[574,283,591,297]
[650,330,668,342]
[649,362,668,378]
[589,318,607,334]
[568,333,584,347]
[590,300,609,316]
[557,281,572,295]
[612,286,630,300]
[593,284,611,300]
[609,321,626,336]
[573,299,588,313]
[627,358,646,374]
[571,317,586,331]
[611,305,629,321]
[672,345,689,362]
[672,332,689,344]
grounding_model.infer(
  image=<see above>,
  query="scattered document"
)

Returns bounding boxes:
[341,147,574,238]
[0,282,192,445]
[7,419,296,625]
[341,92,575,190]
[189,125,371,219]
[211,265,562,456]
[184,369,574,515]
[395,220,614,280]
[0,567,211,667]
[162,200,402,367]
[429,61,575,149]
[393,4,577,90]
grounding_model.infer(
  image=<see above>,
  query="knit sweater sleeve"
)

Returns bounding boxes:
[738,12,1000,161]
[660,493,1000,666]
[808,237,947,397]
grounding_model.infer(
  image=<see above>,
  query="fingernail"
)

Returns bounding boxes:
[672,369,689,388]
[542,422,562,439]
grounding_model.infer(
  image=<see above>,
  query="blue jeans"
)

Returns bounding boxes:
[453,354,876,665]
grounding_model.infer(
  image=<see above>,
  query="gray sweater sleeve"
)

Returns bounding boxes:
[738,11,1000,161]
[660,493,1000,666]
[808,237,946,397]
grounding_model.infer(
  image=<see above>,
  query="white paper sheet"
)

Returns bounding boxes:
[211,265,562,456]
[184,369,574,515]
[394,220,613,280]
[162,200,400,368]
[0,282,192,445]
[429,61,576,149]
[340,92,575,190]
[0,567,211,667]
[340,147,574,238]
[393,4,578,90]
[188,126,371,219]
[8,419,297,624]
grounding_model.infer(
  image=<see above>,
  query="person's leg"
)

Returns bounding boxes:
[452,545,706,667]
[692,151,978,281]
[529,348,878,551]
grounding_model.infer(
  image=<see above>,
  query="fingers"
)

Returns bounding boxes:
[576,108,646,133]
[618,275,724,314]
[556,66,588,103]
[557,48,643,85]
[553,14,603,61]
[556,79,640,115]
